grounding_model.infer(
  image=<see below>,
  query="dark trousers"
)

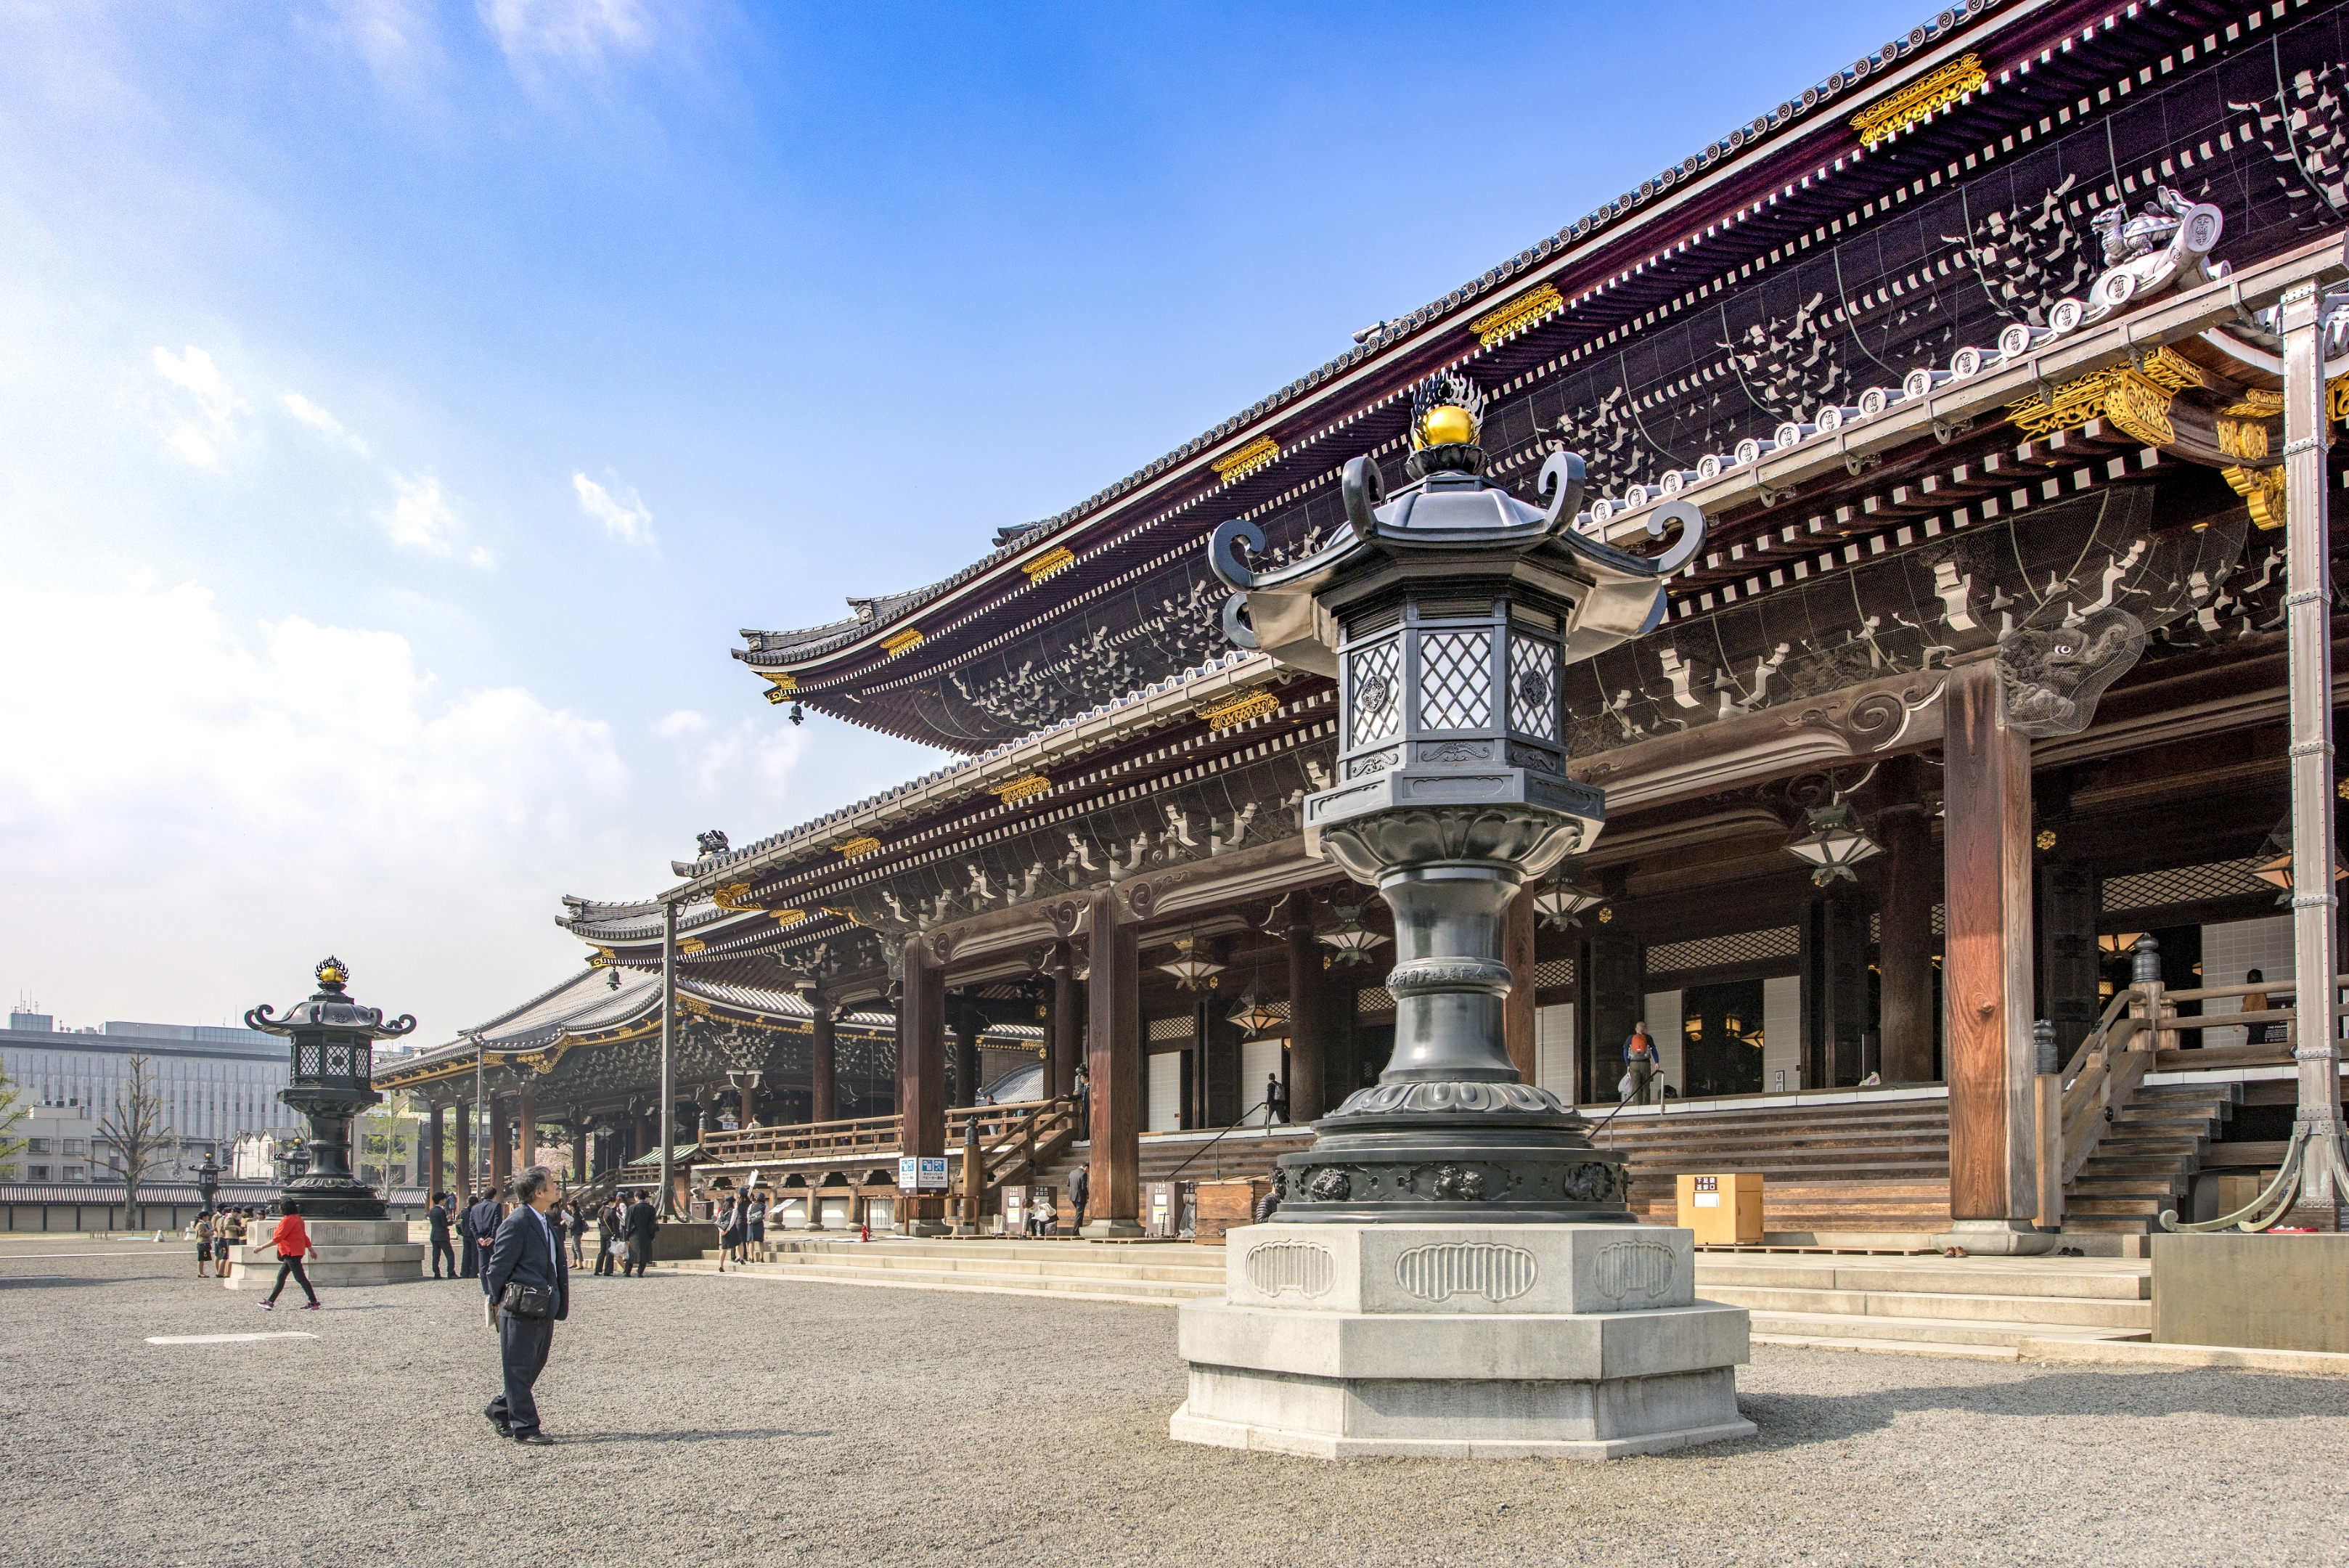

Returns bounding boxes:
[486,1308,554,1436]
[431,1237,457,1277]
[266,1255,316,1304]
[459,1237,478,1278]
[624,1238,650,1275]
[595,1239,616,1276]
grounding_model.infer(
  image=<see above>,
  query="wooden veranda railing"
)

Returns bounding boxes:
[693,1096,1078,1191]
[696,1109,907,1167]
[2035,971,2347,1225]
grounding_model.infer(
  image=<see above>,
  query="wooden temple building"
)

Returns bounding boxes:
[380,0,2349,1243]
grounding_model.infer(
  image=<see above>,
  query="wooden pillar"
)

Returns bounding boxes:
[570,1117,587,1183]
[951,1008,980,1109]
[1282,891,1326,1122]
[518,1095,536,1169]
[2038,859,2101,1064]
[1879,804,1938,1083]
[491,1103,512,1188]
[1048,942,1079,1100]
[1802,896,1870,1087]
[1586,931,1641,1106]
[427,1103,446,1197]
[1943,663,2037,1222]
[899,934,949,1233]
[452,1100,471,1202]
[1084,891,1143,1236]
[1503,884,1538,1083]
[809,1000,837,1123]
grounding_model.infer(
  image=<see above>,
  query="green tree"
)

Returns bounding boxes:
[95,1053,176,1224]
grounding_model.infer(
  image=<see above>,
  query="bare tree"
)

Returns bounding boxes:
[0,1064,24,1164]
[95,1053,176,1225]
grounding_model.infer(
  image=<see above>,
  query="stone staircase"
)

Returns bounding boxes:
[661,1233,2154,1361]
[1700,1252,2152,1360]
[2061,1081,2242,1234]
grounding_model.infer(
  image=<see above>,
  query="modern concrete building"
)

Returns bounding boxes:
[2,1009,298,1173]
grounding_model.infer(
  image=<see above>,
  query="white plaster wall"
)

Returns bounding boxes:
[1240,1037,1285,1124]
[1763,975,1802,1093]
[1535,1003,1577,1098]
[2200,914,2295,1048]
[1147,1052,1182,1132]
[1642,990,1683,1095]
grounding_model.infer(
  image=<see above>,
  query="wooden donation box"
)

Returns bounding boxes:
[1141,1180,1193,1238]
[1675,1173,1764,1245]
[1193,1178,1269,1244]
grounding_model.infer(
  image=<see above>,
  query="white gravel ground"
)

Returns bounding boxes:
[2,1236,2344,1568]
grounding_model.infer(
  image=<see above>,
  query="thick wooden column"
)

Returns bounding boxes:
[1943,663,2036,1222]
[1084,891,1143,1236]
[570,1119,587,1183]
[1048,942,1079,1100]
[452,1101,471,1201]
[809,999,837,1123]
[1282,891,1326,1122]
[518,1095,536,1169]
[950,1008,979,1108]
[898,935,949,1233]
[2038,859,2101,1063]
[1586,931,1641,1105]
[1503,884,1538,1083]
[1878,803,1938,1083]
[491,1103,512,1188]
[1802,896,1870,1087]
[427,1103,446,1197]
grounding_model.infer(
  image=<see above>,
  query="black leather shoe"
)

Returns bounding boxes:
[512,1431,553,1446]
[487,1413,510,1437]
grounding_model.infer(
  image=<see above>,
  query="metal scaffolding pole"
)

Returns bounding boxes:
[659,898,678,1220]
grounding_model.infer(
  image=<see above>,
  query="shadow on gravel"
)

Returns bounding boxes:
[0,1274,152,1289]
[1739,1368,2348,1448]
[553,1428,834,1445]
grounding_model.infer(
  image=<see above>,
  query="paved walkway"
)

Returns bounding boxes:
[2,1236,2343,1567]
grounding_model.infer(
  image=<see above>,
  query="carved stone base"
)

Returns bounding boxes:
[1276,1082,1633,1224]
[223,1220,425,1289]
[1170,1222,1754,1461]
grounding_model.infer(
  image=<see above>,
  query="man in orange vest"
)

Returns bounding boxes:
[1622,1022,1659,1104]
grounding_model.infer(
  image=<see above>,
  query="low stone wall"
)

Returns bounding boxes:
[2152,1233,2349,1352]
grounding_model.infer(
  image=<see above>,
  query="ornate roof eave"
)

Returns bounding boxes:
[730,0,2050,693]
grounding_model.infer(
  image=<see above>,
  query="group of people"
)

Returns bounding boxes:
[189,1206,266,1278]
[425,1186,660,1281]
[711,1190,768,1269]
[592,1192,660,1276]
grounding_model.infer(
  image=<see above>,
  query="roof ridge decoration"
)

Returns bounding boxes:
[734,0,2014,657]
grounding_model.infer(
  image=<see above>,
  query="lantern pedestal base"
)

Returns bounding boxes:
[221,1220,427,1289]
[1169,1222,1753,1461]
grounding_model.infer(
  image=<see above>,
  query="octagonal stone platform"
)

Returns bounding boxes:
[223,1220,426,1289]
[1171,1222,1754,1461]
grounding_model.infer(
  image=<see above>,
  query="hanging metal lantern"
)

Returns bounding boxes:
[1785,801,1884,886]
[1226,989,1286,1037]
[1315,905,1389,965]
[1156,936,1225,991]
[1532,873,1606,930]
[2252,812,2347,906]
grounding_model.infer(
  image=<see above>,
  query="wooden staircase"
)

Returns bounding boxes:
[2061,1081,2241,1233]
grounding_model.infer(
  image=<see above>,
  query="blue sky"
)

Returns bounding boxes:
[0,0,1935,1037]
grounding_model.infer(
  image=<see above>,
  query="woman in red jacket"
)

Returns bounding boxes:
[259,1201,321,1311]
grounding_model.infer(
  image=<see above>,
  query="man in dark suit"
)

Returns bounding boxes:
[427,1193,457,1279]
[468,1185,508,1296]
[623,1191,657,1277]
[483,1165,569,1446]
[455,1191,478,1278]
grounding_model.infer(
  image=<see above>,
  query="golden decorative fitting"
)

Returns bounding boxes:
[2007,366,2176,444]
[711,881,759,912]
[1211,436,1282,483]
[2223,465,2288,530]
[1021,546,1076,583]
[2224,388,2286,418]
[2337,779,2349,801]
[818,904,862,923]
[756,671,798,698]
[2035,830,2058,851]
[2136,346,2205,393]
[768,909,809,927]
[1850,53,1986,147]
[2216,417,2270,462]
[988,773,1053,806]
[836,836,883,859]
[1597,907,1614,923]
[881,628,925,658]
[592,945,618,966]
[682,996,713,1017]
[1196,688,1282,730]
[677,936,707,955]
[1468,283,1564,347]
[2329,375,2349,425]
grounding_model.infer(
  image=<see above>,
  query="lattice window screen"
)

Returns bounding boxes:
[1645,927,1799,973]
[1147,1015,1195,1042]
[2102,859,2266,914]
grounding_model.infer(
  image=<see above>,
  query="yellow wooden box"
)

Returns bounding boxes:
[1675,1172,1765,1245]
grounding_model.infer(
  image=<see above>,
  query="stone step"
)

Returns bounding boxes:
[2062,1216,2167,1234]
[1749,1333,2025,1361]
[1702,1284,2150,1329]
[1694,1260,2149,1301]
[1744,1308,2146,1349]
[2065,1197,2172,1217]
[724,1246,1225,1285]
[663,1257,1213,1304]
[2069,1175,2191,1198]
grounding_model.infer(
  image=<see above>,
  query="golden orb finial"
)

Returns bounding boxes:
[1420,404,1476,446]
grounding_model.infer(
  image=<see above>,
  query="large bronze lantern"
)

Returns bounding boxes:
[1209,372,1702,1222]
[245,957,417,1219]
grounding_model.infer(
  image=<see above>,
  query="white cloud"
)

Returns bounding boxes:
[478,0,648,63]
[655,709,707,737]
[282,391,372,456]
[380,471,460,553]
[573,470,655,550]
[148,346,248,468]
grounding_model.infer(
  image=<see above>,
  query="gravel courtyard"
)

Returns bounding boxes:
[3,1237,2344,1568]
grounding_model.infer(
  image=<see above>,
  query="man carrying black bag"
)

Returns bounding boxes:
[483,1165,569,1447]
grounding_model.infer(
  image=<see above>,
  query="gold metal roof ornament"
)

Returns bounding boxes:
[1020,546,1076,583]
[1196,689,1281,731]
[1849,52,1985,147]
[1212,436,1283,483]
[988,773,1053,806]
[1468,283,1563,348]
